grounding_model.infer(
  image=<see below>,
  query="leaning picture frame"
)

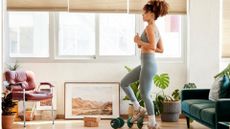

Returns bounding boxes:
[36,85,57,110]
[64,82,120,119]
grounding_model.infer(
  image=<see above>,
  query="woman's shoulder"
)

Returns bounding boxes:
[145,24,155,32]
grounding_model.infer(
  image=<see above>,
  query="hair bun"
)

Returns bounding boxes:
[152,0,169,17]
[144,0,169,20]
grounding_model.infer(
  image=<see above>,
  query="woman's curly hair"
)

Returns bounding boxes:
[143,0,169,20]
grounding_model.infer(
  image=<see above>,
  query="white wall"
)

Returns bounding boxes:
[187,0,221,88]
[0,0,5,125]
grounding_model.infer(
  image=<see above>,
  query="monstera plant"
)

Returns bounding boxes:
[153,73,181,122]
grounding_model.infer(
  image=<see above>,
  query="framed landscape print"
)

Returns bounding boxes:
[64,82,120,119]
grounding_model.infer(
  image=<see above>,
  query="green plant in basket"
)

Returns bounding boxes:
[153,73,181,122]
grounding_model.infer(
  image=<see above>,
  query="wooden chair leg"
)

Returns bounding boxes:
[186,116,190,128]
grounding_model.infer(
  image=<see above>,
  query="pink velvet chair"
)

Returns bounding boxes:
[4,70,55,127]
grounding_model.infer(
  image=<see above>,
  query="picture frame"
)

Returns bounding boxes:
[36,85,57,110]
[64,82,120,119]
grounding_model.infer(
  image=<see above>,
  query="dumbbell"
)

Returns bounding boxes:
[110,117,144,129]
[110,117,125,129]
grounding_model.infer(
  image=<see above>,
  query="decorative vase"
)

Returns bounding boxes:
[161,101,181,122]
[2,115,15,129]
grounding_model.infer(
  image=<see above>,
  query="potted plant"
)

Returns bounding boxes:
[4,61,21,119]
[153,73,181,122]
[2,92,17,129]
[183,83,197,89]
[6,61,21,71]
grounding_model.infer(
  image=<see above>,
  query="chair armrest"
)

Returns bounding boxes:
[181,89,210,101]
[8,82,26,89]
[216,99,230,122]
[39,82,54,88]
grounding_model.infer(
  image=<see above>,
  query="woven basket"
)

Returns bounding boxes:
[161,101,181,122]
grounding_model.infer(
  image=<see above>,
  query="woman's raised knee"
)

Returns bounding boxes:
[120,79,129,88]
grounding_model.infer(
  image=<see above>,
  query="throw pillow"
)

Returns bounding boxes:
[219,75,230,98]
[209,77,223,101]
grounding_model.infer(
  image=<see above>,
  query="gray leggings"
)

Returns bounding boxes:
[121,53,157,115]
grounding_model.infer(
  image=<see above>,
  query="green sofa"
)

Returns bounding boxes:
[181,89,230,129]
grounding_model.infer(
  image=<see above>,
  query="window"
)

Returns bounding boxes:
[8,12,49,57]
[99,13,135,56]
[58,13,136,57]
[144,15,182,58]
[58,13,95,56]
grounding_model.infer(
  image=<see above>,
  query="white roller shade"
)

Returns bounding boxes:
[68,0,128,13]
[7,0,187,14]
[166,0,187,14]
[7,0,68,11]
[69,0,187,13]
[129,0,146,13]
[223,0,230,57]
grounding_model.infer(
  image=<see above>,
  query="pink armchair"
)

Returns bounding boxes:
[4,70,55,127]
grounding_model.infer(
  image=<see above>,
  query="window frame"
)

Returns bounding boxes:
[5,12,187,63]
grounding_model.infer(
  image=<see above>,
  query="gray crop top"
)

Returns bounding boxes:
[140,26,160,45]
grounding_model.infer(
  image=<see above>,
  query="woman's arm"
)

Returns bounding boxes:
[155,38,164,53]
[134,25,155,50]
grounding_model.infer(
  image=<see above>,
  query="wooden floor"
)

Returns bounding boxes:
[12,119,210,129]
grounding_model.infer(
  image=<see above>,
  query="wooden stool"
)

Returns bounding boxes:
[84,117,101,127]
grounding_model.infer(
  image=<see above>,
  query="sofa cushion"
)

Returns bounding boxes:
[209,77,223,101]
[200,108,216,125]
[220,75,230,98]
[190,102,215,119]
[182,99,212,114]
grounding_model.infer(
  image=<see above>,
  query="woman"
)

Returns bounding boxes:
[120,0,168,129]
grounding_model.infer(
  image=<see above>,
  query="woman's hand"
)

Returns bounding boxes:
[134,33,141,44]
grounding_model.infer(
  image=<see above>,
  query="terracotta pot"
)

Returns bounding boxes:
[2,115,15,129]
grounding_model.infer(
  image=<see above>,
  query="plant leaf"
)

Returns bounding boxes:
[214,64,230,78]
[153,73,170,89]
[131,82,138,94]
[124,66,132,72]
[123,96,130,100]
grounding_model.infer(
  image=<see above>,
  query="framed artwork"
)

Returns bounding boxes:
[36,85,57,110]
[64,82,120,119]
